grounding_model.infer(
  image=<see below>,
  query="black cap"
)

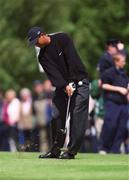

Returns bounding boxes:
[106,39,119,47]
[27,26,43,46]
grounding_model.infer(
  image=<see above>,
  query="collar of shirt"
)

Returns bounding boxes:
[115,67,126,75]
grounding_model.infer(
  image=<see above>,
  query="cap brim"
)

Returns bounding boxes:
[29,37,38,46]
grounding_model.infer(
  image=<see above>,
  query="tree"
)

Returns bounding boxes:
[0,0,128,90]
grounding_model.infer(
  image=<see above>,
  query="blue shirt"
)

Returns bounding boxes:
[101,67,129,104]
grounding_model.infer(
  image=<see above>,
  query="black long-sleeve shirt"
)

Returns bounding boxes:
[38,33,88,89]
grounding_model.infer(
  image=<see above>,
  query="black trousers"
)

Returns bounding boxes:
[51,78,89,155]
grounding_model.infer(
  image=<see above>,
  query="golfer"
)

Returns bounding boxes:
[27,27,89,159]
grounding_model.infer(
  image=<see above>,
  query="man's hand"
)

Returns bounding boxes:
[65,85,74,96]
[102,84,128,96]
[117,87,128,95]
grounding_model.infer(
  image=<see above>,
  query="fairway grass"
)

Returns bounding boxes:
[0,152,128,180]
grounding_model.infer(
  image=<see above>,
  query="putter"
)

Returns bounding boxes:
[66,96,71,124]
[54,96,71,149]
[56,84,75,148]
[65,82,76,125]
[62,96,71,148]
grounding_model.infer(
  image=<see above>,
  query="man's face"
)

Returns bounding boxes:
[43,80,52,92]
[33,84,43,94]
[36,33,50,47]
[5,91,16,102]
[108,45,118,55]
[116,55,126,69]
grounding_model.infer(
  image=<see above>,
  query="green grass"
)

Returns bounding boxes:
[0,152,128,180]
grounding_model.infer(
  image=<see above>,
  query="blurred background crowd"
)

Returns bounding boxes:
[0,80,54,153]
[0,0,129,154]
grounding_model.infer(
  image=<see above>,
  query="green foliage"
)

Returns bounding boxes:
[0,0,129,90]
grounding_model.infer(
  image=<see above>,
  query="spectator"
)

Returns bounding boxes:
[96,39,126,152]
[97,39,119,126]
[33,80,49,152]
[2,89,20,151]
[99,53,128,154]
[124,92,129,153]
[0,90,8,151]
[18,88,33,151]
[0,90,4,122]
[43,80,53,99]
[42,80,53,149]
[97,39,125,78]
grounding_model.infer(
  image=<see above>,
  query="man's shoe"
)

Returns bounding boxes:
[59,151,75,159]
[39,151,59,159]
[39,145,61,159]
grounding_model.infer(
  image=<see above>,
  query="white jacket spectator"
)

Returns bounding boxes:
[7,98,20,126]
[4,89,20,126]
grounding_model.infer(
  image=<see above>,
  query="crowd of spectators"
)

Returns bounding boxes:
[0,80,53,152]
[86,39,129,154]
